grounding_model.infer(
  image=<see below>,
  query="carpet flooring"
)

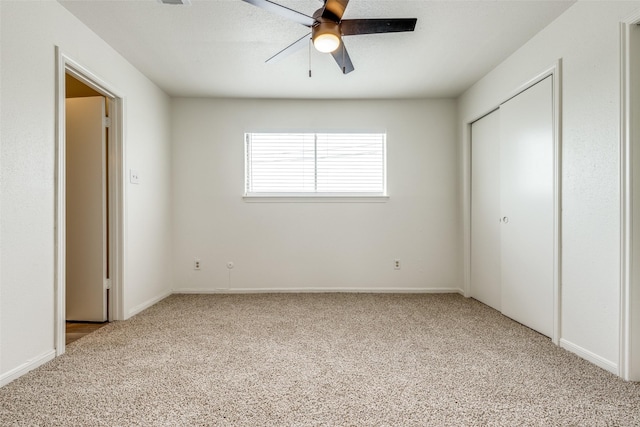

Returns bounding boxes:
[0,293,639,426]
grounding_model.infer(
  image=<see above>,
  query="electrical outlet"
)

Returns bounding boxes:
[394,259,401,270]
[194,258,201,270]
[226,261,234,269]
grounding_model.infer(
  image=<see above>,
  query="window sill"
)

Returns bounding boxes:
[243,194,390,203]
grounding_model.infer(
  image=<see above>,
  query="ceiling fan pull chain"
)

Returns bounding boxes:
[309,38,312,78]
[342,42,346,74]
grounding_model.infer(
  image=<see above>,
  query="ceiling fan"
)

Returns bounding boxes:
[240,0,417,74]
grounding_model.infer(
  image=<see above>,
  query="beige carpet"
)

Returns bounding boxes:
[1,293,638,426]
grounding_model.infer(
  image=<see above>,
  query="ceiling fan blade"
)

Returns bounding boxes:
[265,33,311,63]
[331,39,354,74]
[322,0,349,22]
[341,18,417,35]
[240,0,316,27]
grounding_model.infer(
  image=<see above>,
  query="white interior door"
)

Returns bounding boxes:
[500,76,554,337]
[66,96,107,322]
[471,109,501,310]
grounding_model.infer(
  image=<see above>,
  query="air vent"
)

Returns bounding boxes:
[158,0,191,5]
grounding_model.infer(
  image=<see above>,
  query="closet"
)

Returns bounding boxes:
[471,76,555,338]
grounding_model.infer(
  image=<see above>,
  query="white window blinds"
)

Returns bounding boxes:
[245,132,386,196]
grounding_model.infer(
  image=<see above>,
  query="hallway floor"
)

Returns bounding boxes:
[65,321,108,345]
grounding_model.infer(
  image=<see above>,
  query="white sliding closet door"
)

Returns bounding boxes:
[471,110,501,310]
[500,76,554,337]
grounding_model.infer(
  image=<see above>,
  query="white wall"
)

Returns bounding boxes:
[459,1,640,374]
[0,0,173,383]
[171,98,460,293]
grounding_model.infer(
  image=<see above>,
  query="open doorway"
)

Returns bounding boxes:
[64,74,109,344]
[55,48,124,355]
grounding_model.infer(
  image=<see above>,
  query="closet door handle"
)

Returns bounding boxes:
[502,216,509,223]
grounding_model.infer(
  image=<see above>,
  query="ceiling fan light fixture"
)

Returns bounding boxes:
[312,22,341,53]
[314,33,340,53]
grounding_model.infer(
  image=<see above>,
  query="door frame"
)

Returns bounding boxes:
[463,60,563,345]
[54,47,125,356]
[619,11,640,381]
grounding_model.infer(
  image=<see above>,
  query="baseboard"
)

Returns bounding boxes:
[559,338,618,375]
[0,349,56,387]
[174,287,465,295]
[127,290,172,319]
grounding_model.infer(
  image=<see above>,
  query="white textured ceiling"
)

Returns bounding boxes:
[59,0,575,99]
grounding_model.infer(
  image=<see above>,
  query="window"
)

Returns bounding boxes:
[244,132,387,197]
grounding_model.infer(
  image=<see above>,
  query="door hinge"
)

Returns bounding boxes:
[105,279,112,290]
[103,117,112,128]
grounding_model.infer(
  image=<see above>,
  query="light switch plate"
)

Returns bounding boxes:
[130,169,140,184]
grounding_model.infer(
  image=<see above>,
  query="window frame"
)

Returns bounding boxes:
[243,132,389,201]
